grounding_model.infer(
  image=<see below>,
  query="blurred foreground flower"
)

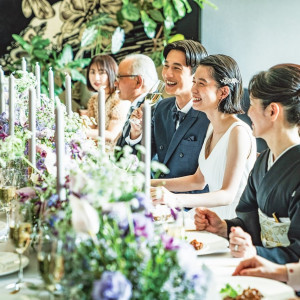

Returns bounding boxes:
[70,195,100,236]
[92,271,132,300]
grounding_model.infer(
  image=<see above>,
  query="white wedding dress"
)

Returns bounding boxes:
[197,121,256,219]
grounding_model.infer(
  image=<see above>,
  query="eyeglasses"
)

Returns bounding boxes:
[115,74,138,81]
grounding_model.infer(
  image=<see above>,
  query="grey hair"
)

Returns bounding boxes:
[125,54,158,91]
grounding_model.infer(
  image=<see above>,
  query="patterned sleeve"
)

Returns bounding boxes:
[87,95,97,119]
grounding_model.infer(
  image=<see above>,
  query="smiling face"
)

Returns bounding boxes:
[88,63,109,93]
[248,96,272,138]
[191,65,222,113]
[114,59,140,102]
[162,50,193,99]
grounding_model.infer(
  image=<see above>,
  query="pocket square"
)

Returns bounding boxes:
[185,136,195,141]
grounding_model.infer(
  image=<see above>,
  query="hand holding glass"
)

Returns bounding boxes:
[129,80,165,128]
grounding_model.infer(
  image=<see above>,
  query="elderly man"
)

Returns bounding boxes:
[115,54,158,148]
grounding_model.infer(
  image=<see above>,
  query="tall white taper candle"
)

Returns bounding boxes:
[22,57,26,72]
[55,102,66,201]
[29,87,36,168]
[9,74,15,136]
[0,66,4,114]
[97,86,105,152]
[142,101,151,198]
[65,73,72,116]
[48,67,55,104]
[35,62,41,107]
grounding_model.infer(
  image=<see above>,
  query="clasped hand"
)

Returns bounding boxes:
[129,107,143,139]
[229,226,257,258]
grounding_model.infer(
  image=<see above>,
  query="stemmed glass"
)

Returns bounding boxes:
[37,226,65,297]
[165,208,185,240]
[0,169,17,242]
[144,80,165,106]
[7,201,32,293]
[129,80,165,126]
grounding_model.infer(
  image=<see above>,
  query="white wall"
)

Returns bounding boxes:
[201,0,300,87]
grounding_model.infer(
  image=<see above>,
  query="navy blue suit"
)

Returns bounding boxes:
[152,97,210,193]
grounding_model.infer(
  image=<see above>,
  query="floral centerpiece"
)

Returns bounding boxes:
[1,71,211,299]
[26,146,210,300]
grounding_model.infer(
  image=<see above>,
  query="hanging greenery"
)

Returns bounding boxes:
[118,0,217,64]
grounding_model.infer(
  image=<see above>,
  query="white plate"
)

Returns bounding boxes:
[185,231,229,255]
[0,252,29,276]
[216,276,295,300]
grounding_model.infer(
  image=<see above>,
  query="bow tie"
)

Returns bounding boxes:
[172,106,186,124]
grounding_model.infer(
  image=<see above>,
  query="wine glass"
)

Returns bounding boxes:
[129,80,165,127]
[7,201,32,292]
[37,227,65,297]
[0,169,17,242]
[144,80,165,106]
[165,208,185,240]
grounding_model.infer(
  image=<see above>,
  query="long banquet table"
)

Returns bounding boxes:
[0,212,296,299]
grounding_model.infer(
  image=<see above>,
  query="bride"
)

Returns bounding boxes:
[151,54,256,219]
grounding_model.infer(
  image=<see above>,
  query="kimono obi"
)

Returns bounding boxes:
[258,209,291,248]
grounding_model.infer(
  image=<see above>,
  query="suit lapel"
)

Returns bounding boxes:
[163,109,199,165]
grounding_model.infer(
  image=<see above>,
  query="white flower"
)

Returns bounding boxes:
[44,149,57,175]
[220,77,239,85]
[111,27,125,54]
[176,243,199,279]
[70,194,100,236]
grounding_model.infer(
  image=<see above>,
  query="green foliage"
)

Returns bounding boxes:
[119,0,217,65]
[10,34,90,96]
[219,283,243,299]
[80,12,115,56]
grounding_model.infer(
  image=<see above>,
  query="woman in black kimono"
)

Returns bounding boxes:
[194,63,300,264]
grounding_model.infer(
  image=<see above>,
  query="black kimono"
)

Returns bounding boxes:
[226,145,300,264]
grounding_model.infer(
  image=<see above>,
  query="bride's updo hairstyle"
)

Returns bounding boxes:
[249,63,300,126]
[199,54,243,114]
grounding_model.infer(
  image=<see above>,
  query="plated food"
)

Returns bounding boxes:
[190,239,204,250]
[185,231,229,255]
[220,283,263,300]
[217,276,295,300]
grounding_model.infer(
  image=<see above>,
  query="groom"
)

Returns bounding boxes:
[128,40,210,193]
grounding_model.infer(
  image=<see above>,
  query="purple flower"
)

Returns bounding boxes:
[170,207,181,220]
[0,112,8,123]
[131,192,152,212]
[92,271,132,300]
[37,158,46,171]
[70,141,83,159]
[24,142,29,155]
[133,213,154,240]
[0,123,9,140]
[48,194,59,207]
[17,187,36,203]
[161,233,180,251]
